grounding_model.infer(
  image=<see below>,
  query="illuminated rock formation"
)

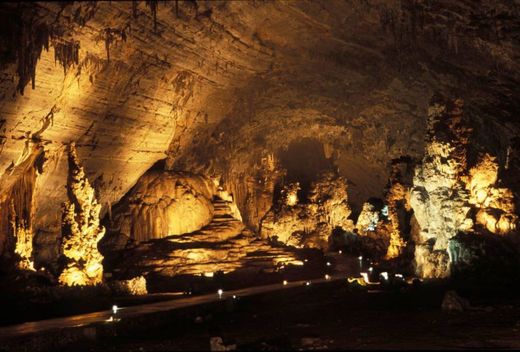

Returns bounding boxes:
[0,144,42,271]
[465,154,517,234]
[0,1,519,283]
[260,172,354,249]
[356,203,380,235]
[11,218,34,271]
[281,182,300,207]
[384,158,415,259]
[108,169,215,243]
[106,198,303,278]
[410,99,474,278]
[59,144,105,286]
[410,98,519,278]
[110,276,147,295]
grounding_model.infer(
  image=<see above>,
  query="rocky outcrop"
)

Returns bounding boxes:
[107,168,215,243]
[260,171,354,250]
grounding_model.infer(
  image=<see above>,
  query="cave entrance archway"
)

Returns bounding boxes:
[278,137,335,202]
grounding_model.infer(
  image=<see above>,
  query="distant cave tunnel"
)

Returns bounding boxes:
[277,138,335,202]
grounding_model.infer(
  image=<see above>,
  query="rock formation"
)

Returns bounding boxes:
[465,153,518,235]
[260,171,354,250]
[59,143,105,286]
[410,98,518,278]
[107,168,215,242]
[410,99,474,278]
[0,1,519,283]
[105,197,303,279]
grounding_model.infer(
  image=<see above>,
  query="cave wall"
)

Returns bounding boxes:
[0,1,519,275]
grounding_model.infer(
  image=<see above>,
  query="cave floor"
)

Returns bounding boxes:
[62,280,520,351]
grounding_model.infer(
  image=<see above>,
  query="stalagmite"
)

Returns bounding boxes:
[410,99,473,278]
[59,143,105,286]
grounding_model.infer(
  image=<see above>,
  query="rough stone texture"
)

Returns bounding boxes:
[105,199,303,279]
[107,169,215,243]
[260,171,354,250]
[59,143,105,286]
[410,99,474,250]
[465,153,518,235]
[109,275,147,296]
[414,243,450,279]
[410,99,474,277]
[385,158,415,259]
[448,232,520,280]
[411,97,518,278]
[0,1,519,277]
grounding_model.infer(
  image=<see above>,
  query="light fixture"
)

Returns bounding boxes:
[112,305,118,314]
[283,280,288,286]
[325,274,330,280]
[217,289,223,298]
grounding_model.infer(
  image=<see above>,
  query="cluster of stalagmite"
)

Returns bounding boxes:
[58,143,105,286]
[409,99,518,278]
[260,171,354,249]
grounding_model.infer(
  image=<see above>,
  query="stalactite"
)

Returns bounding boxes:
[53,40,80,75]
[105,28,112,62]
[132,0,139,18]
[104,27,127,62]
[59,143,105,286]
[16,16,51,95]
[6,155,38,270]
[146,0,158,33]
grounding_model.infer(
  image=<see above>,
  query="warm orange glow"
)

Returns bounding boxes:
[59,144,105,286]
[283,182,300,206]
[466,154,517,235]
[13,220,35,271]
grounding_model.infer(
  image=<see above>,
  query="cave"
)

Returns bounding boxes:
[0,1,520,350]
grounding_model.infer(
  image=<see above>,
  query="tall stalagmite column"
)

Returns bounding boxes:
[59,143,105,286]
[410,98,474,278]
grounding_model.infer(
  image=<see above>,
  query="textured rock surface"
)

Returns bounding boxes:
[0,1,519,279]
[59,143,105,286]
[105,198,303,279]
[411,98,518,278]
[107,168,215,242]
[410,99,474,253]
[260,172,354,249]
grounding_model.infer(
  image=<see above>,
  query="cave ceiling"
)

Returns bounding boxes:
[0,0,519,236]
